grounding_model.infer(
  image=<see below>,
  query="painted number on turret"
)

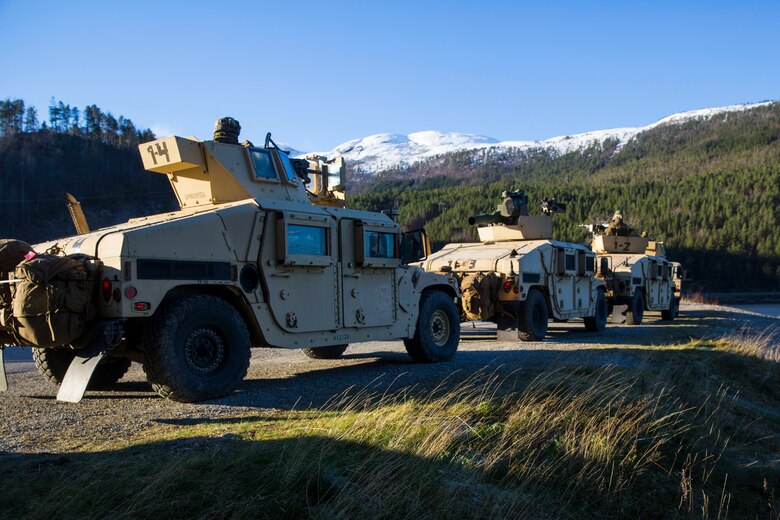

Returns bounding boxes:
[146,142,171,165]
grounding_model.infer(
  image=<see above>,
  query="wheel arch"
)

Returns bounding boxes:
[157,285,264,347]
[421,283,458,300]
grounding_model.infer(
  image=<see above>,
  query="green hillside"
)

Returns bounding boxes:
[0,99,177,243]
[351,103,780,291]
[2,98,777,291]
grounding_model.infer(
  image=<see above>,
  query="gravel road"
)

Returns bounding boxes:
[1,303,777,454]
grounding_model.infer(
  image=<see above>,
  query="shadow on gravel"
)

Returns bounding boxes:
[461,308,777,346]
[212,348,647,410]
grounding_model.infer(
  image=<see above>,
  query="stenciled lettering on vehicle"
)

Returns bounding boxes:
[145,141,170,165]
[185,192,207,200]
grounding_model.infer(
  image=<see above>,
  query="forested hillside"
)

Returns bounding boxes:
[0,98,177,243]
[1,98,777,291]
[351,103,780,291]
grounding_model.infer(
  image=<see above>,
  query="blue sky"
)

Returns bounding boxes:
[1,0,778,151]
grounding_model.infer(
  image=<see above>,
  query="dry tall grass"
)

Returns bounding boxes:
[2,332,778,519]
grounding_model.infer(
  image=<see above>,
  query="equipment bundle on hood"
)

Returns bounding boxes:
[10,253,96,348]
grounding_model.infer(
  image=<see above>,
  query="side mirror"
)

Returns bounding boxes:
[400,229,430,264]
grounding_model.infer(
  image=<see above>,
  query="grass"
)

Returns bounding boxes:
[1,332,779,519]
[683,290,721,305]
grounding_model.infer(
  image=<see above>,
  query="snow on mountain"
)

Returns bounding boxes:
[300,101,773,173]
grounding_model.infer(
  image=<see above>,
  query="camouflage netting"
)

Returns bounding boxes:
[11,254,95,348]
[0,239,34,337]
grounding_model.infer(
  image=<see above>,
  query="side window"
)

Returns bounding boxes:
[565,254,575,271]
[249,148,277,180]
[354,221,400,268]
[288,225,328,256]
[585,255,595,274]
[274,212,333,267]
[365,231,396,259]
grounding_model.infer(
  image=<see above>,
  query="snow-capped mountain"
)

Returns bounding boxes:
[301,102,773,173]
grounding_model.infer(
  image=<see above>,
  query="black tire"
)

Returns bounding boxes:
[142,295,251,402]
[519,289,548,341]
[302,344,348,359]
[625,290,644,325]
[32,348,132,389]
[584,290,608,332]
[404,291,460,363]
[661,296,678,321]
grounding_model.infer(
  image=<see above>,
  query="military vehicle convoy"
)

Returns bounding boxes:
[590,212,679,324]
[417,190,608,341]
[0,118,461,403]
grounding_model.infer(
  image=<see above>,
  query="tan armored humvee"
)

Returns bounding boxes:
[417,191,608,341]
[0,118,461,402]
[591,219,679,324]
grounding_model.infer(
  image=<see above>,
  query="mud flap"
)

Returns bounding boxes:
[0,346,7,392]
[56,321,122,403]
[496,314,519,342]
[56,349,108,403]
[610,304,628,324]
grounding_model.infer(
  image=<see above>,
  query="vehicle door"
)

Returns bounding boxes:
[646,259,662,308]
[259,210,340,332]
[340,219,398,328]
[575,250,596,313]
[552,247,578,317]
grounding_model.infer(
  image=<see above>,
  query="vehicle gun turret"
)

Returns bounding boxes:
[468,190,529,226]
[467,189,567,242]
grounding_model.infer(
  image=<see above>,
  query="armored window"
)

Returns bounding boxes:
[249,148,277,180]
[565,254,575,271]
[365,231,396,259]
[276,150,298,182]
[354,221,401,268]
[288,225,328,256]
[585,255,595,274]
[577,251,587,275]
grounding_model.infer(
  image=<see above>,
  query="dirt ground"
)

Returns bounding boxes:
[1,302,777,454]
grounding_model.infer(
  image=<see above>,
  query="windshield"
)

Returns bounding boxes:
[276,151,298,182]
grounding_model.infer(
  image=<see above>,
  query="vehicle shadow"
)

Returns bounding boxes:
[460,307,777,347]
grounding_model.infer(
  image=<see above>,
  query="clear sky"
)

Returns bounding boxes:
[1,0,778,151]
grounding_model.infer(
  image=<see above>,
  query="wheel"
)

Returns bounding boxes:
[302,344,348,359]
[661,296,678,321]
[142,295,251,402]
[32,348,132,389]
[404,291,460,363]
[518,289,548,341]
[584,290,608,332]
[625,290,644,325]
